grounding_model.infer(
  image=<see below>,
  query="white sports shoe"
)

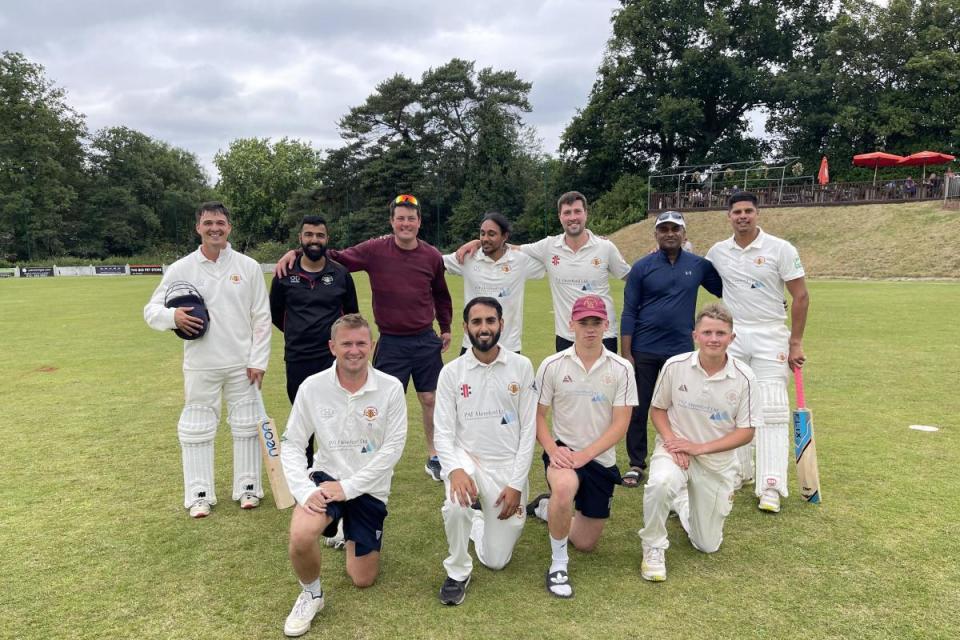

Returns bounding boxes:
[758,489,781,513]
[324,520,345,550]
[189,499,211,519]
[284,590,325,637]
[641,546,666,582]
[239,492,260,510]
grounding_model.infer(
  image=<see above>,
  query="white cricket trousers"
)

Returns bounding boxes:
[728,323,791,497]
[441,451,527,581]
[639,445,737,554]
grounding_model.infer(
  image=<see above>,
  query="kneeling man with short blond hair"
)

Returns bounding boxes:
[280,313,408,637]
[639,303,761,582]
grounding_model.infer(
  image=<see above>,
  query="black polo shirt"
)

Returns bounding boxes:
[270,257,359,362]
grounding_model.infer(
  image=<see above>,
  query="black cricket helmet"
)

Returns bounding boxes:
[164,281,210,340]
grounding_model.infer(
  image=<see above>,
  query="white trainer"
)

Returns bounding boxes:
[323,520,345,550]
[284,590,325,637]
[239,492,260,510]
[641,545,667,582]
[758,489,781,513]
[189,499,211,519]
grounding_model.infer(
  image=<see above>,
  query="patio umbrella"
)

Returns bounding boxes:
[818,156,829,185]
[897,151,956,182]
[852,152,905,185]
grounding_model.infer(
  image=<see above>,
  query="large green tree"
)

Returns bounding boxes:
[0,51,87,261]
[214,138,321,247]
[560,0,831,199]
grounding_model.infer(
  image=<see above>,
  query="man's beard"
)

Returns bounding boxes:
[302,242,326,261]
[468,329,501,353]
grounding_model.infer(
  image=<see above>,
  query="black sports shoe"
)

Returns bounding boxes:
[525,492,551,518]
[439,575,471,606]
[425,456,442,482]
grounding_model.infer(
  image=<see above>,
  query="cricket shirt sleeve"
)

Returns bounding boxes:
[339,382,409,501]
[650,362,675,411]
[509,358,539,491]
[519,237,550,265]
[432,365,461,475]
[607,240,632,280]
[736,365,764,429]
[535,356,556,407]
[615,358,639,406]
[701,258,724,298]
[247,263,272,371]
[281,392,321,506]
[143,265,180,331]
[779,241,805,282]
[443,252,465,276]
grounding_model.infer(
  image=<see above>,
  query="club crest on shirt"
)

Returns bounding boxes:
[602,374,614,385]
[289,275,300,284]
[230,274,242,284]
[362,406,379,421]
[754,257,766,266]
[591,257,602,268]
[507,382,520,395]
[321,274,334,285]
[726,390,739,405]
[777,352,787,362]
[501,264,511,273]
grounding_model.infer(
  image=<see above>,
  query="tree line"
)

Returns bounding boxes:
[2,0,957,263]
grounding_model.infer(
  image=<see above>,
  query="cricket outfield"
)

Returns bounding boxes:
[1,275,957,639]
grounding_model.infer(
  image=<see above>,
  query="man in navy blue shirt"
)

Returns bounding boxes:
[619,211,723,487]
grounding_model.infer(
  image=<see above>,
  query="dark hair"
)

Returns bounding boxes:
[300,215,327,231]
[481,212,511,235]
[196,201,231,223]
[463,296,503,322]
[727,192,758,209]
[557,191,588,213]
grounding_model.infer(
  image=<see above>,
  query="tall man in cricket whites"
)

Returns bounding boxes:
[276,194,453,482]
[457,191,631,353]
[705,192,809,513]
[280,314,407,637]
[443,212,545,354]
[144,201,272,518]
[619,211,723,488]
[638,303,761,582]
[529,295,637,598]
[434,297,537,606]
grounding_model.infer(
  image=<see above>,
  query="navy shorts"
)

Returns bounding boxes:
[542,441,622,519]
[373,330,443,393]
[311,471,388,557]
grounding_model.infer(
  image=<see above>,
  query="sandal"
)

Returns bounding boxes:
[545,569,574,599]
[622,467,644,488]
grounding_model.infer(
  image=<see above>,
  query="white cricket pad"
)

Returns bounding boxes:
[228,397,263,500]
[178,404,218,508]
[756,381,789,497]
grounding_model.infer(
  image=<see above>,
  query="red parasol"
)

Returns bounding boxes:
[852,152,906,185]
[897,151,956,182]
[817,156,829,185]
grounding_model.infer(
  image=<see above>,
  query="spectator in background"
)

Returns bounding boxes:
[904,176,917,197]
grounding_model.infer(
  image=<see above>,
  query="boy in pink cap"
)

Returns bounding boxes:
[529,295,638,598]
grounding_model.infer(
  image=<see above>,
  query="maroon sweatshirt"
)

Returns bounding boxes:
[329,236,453,336]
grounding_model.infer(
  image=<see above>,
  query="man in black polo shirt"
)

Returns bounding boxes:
[271,215,359,465]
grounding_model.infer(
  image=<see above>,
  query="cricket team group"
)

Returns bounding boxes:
[144,189,809,637]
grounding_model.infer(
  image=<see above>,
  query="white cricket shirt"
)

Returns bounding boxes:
[535,347,638,467]
[705,228,805,326]
[434,348,537,491]
[521,231,631,340]
[443,250,545,351]
[651,352,763,472]
[144,244,272,371]
[280,364,408,505]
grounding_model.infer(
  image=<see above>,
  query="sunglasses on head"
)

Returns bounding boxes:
[657,211,684,223]
[394,194,419,206]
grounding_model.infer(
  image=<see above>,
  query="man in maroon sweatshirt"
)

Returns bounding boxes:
[276,194,453,481]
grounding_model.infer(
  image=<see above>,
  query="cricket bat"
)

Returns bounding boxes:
[256,390,295,510]
[792,367,822,504]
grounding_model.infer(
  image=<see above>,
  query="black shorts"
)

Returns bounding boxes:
[285,355,335,404]
[542,441,622,519]
[311,471,388,557]
[373,330,443,393]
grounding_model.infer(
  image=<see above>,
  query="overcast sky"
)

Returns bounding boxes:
[2,1,622,180]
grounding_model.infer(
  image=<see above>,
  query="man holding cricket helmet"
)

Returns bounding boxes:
[143,201,272,518]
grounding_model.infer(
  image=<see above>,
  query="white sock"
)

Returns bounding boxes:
[534,497,550,521]
[549,535,569,573]
[300,578,323,599]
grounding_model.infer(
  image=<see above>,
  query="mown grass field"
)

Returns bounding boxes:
[2,273,958,640]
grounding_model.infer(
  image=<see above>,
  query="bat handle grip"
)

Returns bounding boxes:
[253,387,269,420]
[793,366,805,409]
